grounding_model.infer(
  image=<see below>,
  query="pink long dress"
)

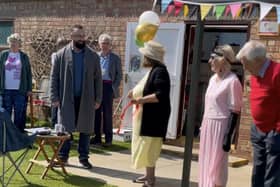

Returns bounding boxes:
[199,72,242,187]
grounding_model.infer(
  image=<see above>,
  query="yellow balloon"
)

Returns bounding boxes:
[135,23,158,43]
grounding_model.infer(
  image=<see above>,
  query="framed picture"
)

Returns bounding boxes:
[258,21,279,36]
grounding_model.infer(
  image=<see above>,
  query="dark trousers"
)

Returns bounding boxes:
[94,82,113,144]
[251,125,280,187]
[58,96,90,161]
[3,90,27,132]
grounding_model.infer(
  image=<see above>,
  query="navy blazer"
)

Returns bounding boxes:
[140,64,171,139]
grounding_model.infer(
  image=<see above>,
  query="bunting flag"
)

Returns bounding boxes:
[160,1,279,23]
[260,3,273,20]
[216,5,226,19]
[277,6,280,24]
[236,6,243,18]
[224,5,231,17]
[167,4,175,15]
[183,5,189,17]
[200,4,212,20]
[230,4,242,18]
[161,0,173,13]
[174,1,184,16]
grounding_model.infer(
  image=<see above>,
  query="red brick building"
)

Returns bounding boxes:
[0,0,279,159]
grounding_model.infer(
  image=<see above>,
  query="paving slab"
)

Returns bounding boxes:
[64,148,251,187]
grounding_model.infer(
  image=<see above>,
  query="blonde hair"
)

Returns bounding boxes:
[7,33,22,45]
[98,33,112,44]
[236,40,266,61]
[214,45,236,72]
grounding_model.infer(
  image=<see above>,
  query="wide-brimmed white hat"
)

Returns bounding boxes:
[139,40,165,63]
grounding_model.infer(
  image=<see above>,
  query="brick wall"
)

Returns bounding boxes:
[0,0,152,17]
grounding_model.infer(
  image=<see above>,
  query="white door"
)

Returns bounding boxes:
[122,22,185,139]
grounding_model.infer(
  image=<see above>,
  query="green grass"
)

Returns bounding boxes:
[1,150,116,187]
[0,133,130,187]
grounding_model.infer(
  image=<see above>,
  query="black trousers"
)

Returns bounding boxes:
[94,82,113,144]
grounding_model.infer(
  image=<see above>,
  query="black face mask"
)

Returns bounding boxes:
[74,41,86,49]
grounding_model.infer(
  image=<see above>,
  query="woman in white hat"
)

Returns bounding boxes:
[0,33,32,132]
[128,40,171,187]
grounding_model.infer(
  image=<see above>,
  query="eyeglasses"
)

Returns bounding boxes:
[210,53,222,60]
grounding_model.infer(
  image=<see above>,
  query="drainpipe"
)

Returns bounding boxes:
[181,7,204,187]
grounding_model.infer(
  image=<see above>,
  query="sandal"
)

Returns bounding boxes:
[132,176,147,183]
[142,178,155,187]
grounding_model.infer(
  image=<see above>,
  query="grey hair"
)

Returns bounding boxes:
[7,33,22,45]
[236,40,266,61]
[98,33,112,44]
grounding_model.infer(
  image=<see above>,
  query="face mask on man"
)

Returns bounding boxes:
[74,41,86,49]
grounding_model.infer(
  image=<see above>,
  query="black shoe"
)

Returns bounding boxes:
[92,142,102,148]
[103,142,112,147]
[90,138,101,145]
[79,159,92,169]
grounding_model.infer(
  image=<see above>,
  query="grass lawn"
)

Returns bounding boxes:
[0,133,131,187]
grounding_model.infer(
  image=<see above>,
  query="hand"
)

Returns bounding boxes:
[222,134,231,152]
[127,90,133,99]
[27,91,32,97]
[131,97,143,105]
[95,103,101,109]
[52,101,60,107]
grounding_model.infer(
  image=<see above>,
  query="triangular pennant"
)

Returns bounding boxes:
[161,0,173,13]
[184,5,189,17]
[212,5,216,16]
[260,3,274,20]
[230,4,242,18]
[224,5,231,16]
[167,4,175,15]
[200,4,212,20]
[174,1,184,16]
[236,7,242,18]
[216,5,226,19]
[277,6,280,24]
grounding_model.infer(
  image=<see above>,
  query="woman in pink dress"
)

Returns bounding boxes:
[199,45,243,187]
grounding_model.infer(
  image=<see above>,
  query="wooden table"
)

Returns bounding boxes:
[29,90,44,127]
[25,133,70,179]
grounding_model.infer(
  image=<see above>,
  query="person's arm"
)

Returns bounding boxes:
[223,112,239,152]
[131,93,158,104]
[131,67,170,105]
[113,55,122,95]
[94,55,102,109]
[223,77,243,152]
[50,51,60,107]
[24,54,33,96]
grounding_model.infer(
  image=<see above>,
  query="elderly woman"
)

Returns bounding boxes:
[199,45,243,187]
[128,40,171,187]
[0,33,32,132]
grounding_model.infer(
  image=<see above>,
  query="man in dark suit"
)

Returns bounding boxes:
[91,33,122,147]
